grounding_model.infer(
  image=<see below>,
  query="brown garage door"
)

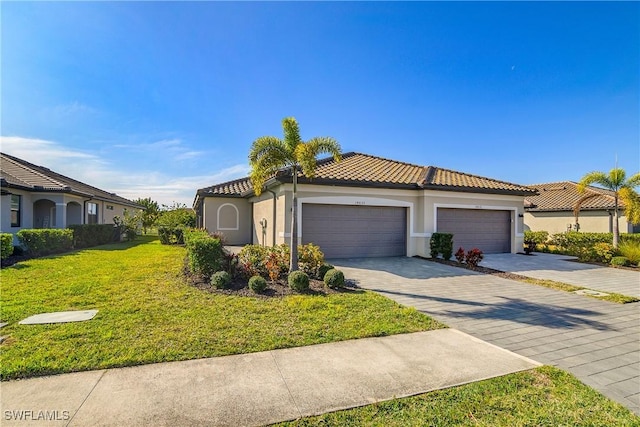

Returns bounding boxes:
[302,204,407,258]
[437,208,511,254]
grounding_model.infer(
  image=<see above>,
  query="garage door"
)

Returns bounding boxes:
[436,208,511,253]
[302,204,406,258]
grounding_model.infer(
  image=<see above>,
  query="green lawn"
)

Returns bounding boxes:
[0,236,442,380]
[276,366,639,426]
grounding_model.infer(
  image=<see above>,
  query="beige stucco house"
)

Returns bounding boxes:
[194,152,536,258]
[1,152,143,243]
[524,181,639,234]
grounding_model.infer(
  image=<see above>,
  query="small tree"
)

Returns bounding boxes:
[133,197,160,234]
[578,168,640,248]
[249,117,341,271]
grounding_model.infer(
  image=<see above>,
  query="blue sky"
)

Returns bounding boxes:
[2,2,638,206]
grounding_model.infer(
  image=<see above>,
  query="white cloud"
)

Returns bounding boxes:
[1,136,249,207]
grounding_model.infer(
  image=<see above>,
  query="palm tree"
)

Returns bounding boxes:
[249,117,341,271]
[578,168,640,248]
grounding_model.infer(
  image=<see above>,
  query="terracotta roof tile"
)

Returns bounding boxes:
[0,152,142,208]
[198,176,253,196]
[524,181,620,211]
[424,167,535,193]
[197,152,534,199]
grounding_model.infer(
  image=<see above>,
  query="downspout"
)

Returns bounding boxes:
[267,189,277,247]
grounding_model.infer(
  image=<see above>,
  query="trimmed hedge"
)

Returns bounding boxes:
[1,233,14,260]
[324,268,345,289]
[248,275,267,293]
[16,229,74,256]
[430,233,454,259]
[288,270,309,292]
[210,271,231,289]
[551,231,640,262]
[69,224,118,249]
[184,229,224,278]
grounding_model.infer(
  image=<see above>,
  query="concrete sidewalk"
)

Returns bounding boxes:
[1,329,539,427]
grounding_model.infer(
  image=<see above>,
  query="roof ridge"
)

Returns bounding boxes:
[349,151,426,170]
[429,165,529,188]
[1,152,68,189]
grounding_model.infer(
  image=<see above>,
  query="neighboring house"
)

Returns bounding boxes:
[1,152,143,242]
[524,181,638,234]
[194,152,536,258]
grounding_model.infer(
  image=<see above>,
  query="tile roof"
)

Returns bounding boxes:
[0,152,142,208]
[196,152,535,201]
[524,181,621,212]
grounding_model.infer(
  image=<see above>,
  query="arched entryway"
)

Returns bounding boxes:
[33,199,56,228]
[67,202,82,225]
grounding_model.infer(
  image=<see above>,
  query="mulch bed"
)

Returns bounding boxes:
[183,261,360,298]
[416,256,533,282]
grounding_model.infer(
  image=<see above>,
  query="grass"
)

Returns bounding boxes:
[275,366,640,426]
[517,277,640,304]
[0,236,443,380]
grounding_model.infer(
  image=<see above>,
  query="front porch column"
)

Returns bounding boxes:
[56,203,67,229]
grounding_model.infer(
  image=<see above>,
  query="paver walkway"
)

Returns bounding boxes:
[0,330,538,427]
[333,257,640,415]
[482,252,640,297]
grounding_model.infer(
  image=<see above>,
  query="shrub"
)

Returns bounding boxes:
[318,263,334,280]
[430,233,454,259]
[593,242,615,264]
[465,248,484,268]
[288,270,309,292]
[69,224,118,248]
[113,210,140,241]
[324,268,345,289]
[156,205,196,228]
[210,271,231,289]
[16,229,74,256]
[1,233,14,260]
[454,247,465,264]
[618,241,640,265]
[157,226,185,245]
[611,256,629,267]
[184,230,224,278]
[238,244,268,277]
[429,234,440,259]
[298,243,325,278]
[248,275,267,293]
[524,230,549,245]
[551,232,614,261]
[238,244,289,279]
[621,234,640,245]
[223,251,240,277]
[265,250,283,282]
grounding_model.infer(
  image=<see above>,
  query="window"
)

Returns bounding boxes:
[10,195,21,227]
[106,205,114,210]
[88,202,98,224]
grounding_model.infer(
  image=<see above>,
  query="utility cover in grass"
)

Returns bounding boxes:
[19,310,98,325]
[574,289,609,297]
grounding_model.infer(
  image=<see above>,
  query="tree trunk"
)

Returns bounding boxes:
[290,167,299,272]
[613,195,620,248]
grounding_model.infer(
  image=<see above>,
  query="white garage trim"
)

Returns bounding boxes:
[297,196,427,245]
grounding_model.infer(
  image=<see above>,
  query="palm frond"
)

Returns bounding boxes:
[296,137,342,178]
[625,172,640,189]
[249,137,293,195]
[577,171,611,193]
[620,187,640,225]
[282,117,302,154]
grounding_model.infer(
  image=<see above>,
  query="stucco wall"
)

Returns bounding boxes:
[524,210,633,234]
[1,190,140,244]
[202,197,252,244]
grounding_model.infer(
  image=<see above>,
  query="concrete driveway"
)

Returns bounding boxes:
[332,257,640,415]
[482,252,640,298]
